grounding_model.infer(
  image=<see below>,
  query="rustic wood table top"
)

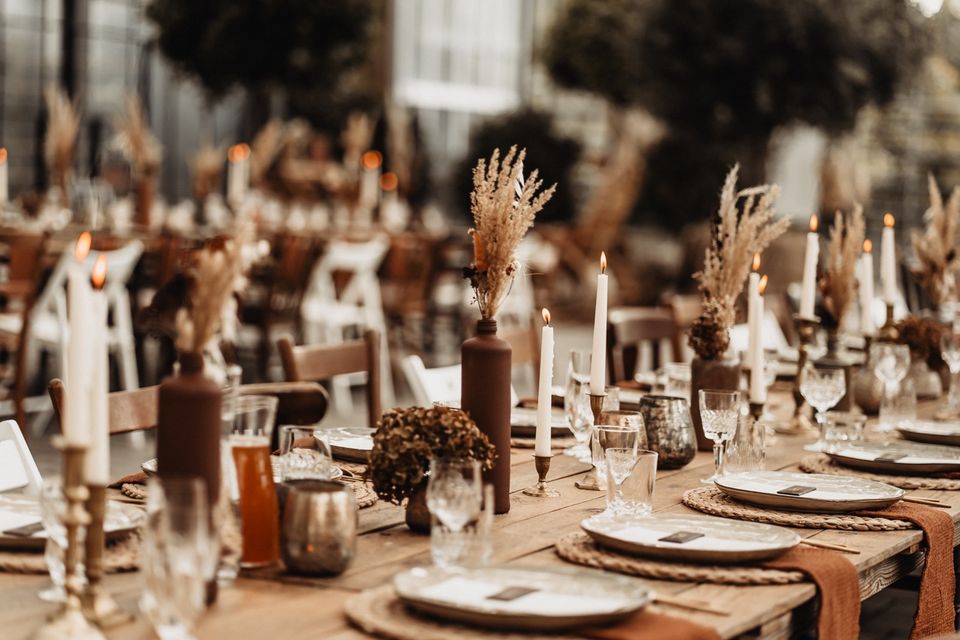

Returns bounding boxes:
[3,390,958,640]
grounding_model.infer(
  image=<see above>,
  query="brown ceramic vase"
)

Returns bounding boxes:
[690,355,741,451]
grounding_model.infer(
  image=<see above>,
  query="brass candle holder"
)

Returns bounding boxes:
[786,314,820,434]
[877,303,899,343]
[575,392,606,491]
[522,455,560,498]
[82,485,132,627]
[34,440,104,640]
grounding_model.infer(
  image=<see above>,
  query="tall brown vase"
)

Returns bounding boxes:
[690,355,741,451]
[156,351,222,603]
[134,177,154,227]
[461,319,511,514]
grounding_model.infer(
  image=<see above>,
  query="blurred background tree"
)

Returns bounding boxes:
[544,0,930,230]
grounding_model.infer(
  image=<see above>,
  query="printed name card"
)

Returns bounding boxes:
[777,485,816,496]
[658,531,705,544]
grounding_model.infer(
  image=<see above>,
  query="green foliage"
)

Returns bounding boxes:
[456,109,581,223]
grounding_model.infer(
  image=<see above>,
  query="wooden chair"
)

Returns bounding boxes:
[607,307,682,384]
[277,330,381,428]
[500,322,541,396]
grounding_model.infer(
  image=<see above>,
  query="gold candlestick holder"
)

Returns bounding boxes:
[522,455,560,497]
[34,439,104,640]
[785,314,819,434]
[877,303,899,343]
[82,485,132,627]
[575,392,606,491]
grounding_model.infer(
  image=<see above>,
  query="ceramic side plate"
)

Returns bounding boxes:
[510,408,570,438]
[827,441,960,474]
[896,420,960,448]
[0,494,144,551]
[581,512,800,563]
[394,565,652,632]
[326,427,375,462]
[715,470,903,512]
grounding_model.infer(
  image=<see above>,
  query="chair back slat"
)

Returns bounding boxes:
[607,307,681,384]
[48,379,159,435]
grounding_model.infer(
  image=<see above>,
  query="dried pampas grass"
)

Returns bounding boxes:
[465,146,555,319]
[114,95,161,178]
[43,86,79,194]
[912,173,960,308]
[819,205,865,328]
[176,238,242,353]
[690,164,789,359]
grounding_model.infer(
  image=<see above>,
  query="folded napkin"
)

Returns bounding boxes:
[762,546,860,640]
[586,609,720,640]
[109,471,147,488]
[860,502,956,639]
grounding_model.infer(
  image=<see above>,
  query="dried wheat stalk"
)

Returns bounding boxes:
[114,95,161,178]
[175,239,242,353]
[911,173,960,308]
[690,164,790,359]
[465,146,556,319]
[43,85,79,194]
[819,205,865,327]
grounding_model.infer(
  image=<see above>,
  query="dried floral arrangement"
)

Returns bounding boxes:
[818,205,865,329]
[911,174,960,309]
[175,238,243,354]
[114,95,162,179]
[896,316,946,370]
[464,146,556,319]
[690,165,790,359]
[43,86,80,196]
[192,142,224,203]
[368,406,495,505]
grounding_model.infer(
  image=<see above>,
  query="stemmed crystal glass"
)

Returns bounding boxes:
[941,333,960,416]
[426,458,484,569]
[699,390,740,483]
[140,476,211,640]
[871,343,911,431]
[596,425,640,513]
[564,349,593,461]
[799,366,846,451]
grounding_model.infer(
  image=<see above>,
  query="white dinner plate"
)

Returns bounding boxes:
[715,470,903,512]
[393,565,651,631]
[581,512,799,563]
[326,427,374,463]
[827,441,960,474]
[510,408,570,438]
[0,494,144,551]
[143,456,335,484]
[896,420,960,448]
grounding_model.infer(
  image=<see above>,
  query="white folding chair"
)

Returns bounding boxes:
[401,355,519,408]
[0,420,42,496]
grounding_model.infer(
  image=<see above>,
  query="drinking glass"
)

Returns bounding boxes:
[277,425,335,481]
[426,459,484,569]
[698,390,741,483]
[664,362,692,399]
[564,349,593,461]
[820,411,866,452]
[605,450,657,515]
[596,425,641,510]
[603,386,620,412]
[38,479,73,602]
[227,395,280,568]
[140,476,211,640]
[871,343,911,431]
[799,366,846,450]
[725,416,767,474]
[879,376,917,431]
[941,333,960,415]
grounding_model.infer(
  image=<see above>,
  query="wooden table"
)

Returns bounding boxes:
[4,392,959,639]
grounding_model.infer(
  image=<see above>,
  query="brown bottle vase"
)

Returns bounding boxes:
[156,351,222,603]
[461,319,511,514]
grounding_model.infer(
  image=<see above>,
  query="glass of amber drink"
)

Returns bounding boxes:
[228,395,280,568]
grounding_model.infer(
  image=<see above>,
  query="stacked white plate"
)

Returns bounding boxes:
[510,408,570,438]
[827,441,960,474]
[896,420,960,448]
[325,427,375,462]
[0,494,144,550]
[715,470,903,512]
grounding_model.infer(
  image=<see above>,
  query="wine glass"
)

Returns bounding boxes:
[140,476,210,640]
[799,366,846,451]
[427,458,484,569]
[596,425,641,513]
[941,333,960,416]
[698,390,740,483]
[564,349,593,461]
[871,343,911,431]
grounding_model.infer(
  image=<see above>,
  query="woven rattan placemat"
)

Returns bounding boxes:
[0,533,140,574]
[555,532,804,585]
[122,477,378,509]
[799,454,960,491]
[682,486,914,531]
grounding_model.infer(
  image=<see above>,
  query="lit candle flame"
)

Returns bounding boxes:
[379,171,398,191]
[227,143,250,163]
[0,148,8,163]
[758,275,768,295]
[752,253,760,272]
[863,239,873,253]
[74,231,92,262]
[884,212,895,228]
[809,214,818,233]
[361,150,383,170]
[91,255,107,290]
[542,308,551,325]
[600,251,607,274]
